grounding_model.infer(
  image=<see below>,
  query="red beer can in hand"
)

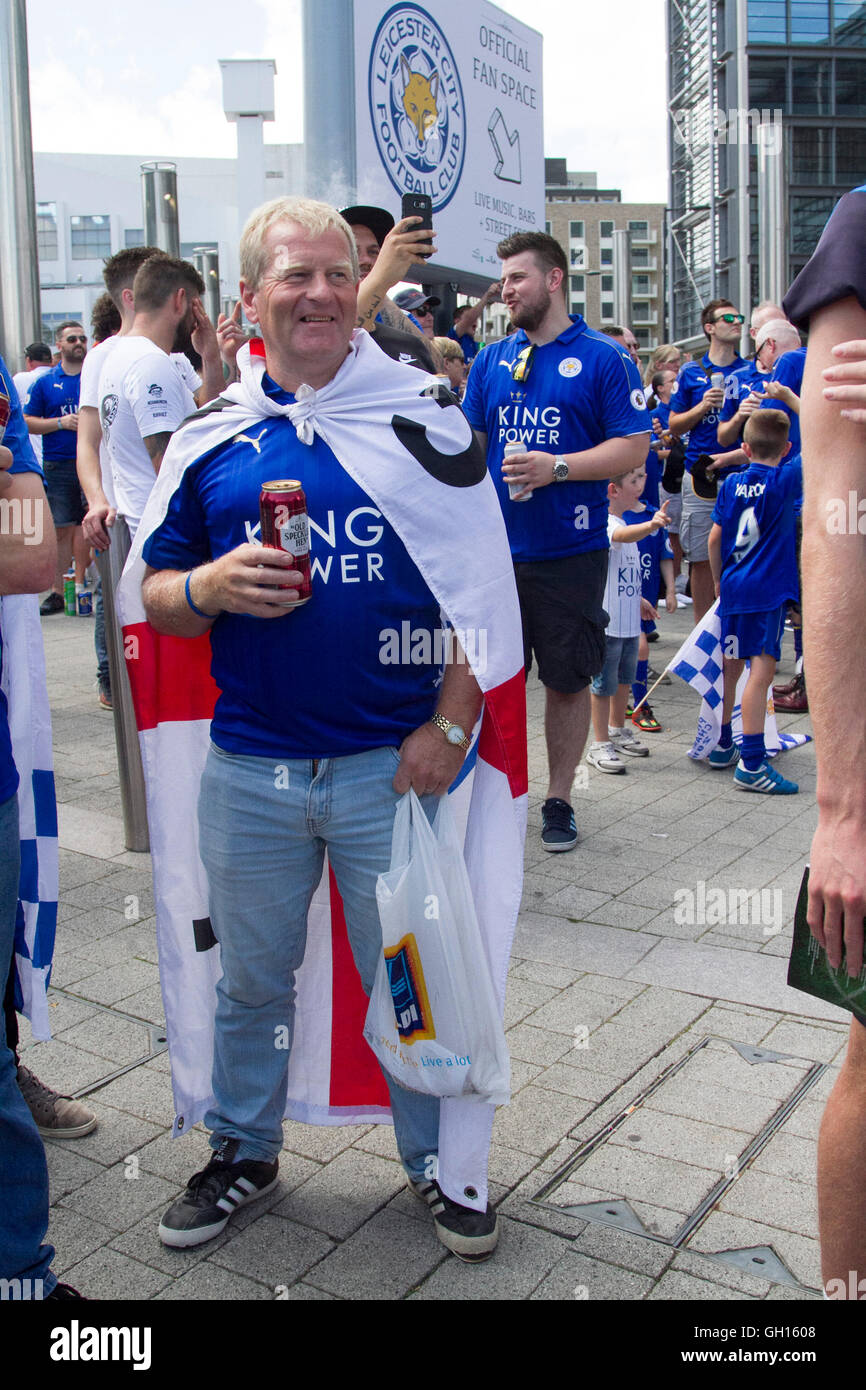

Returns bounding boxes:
[259,480,312,604]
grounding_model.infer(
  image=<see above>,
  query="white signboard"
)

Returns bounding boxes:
[354,0,544,283]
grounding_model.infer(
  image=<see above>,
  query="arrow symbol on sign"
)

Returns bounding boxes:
[488,108,522,184]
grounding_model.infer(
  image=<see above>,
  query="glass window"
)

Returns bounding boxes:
[749,56,787,107]
[789,195,836,255]
[836,59,866,117]
[836,127,866,186]
[124,228,144,248]
[631,302,651,322]
[834,0,866,44]
[570,245,586,268]
[570,300,586,318]
[628,220,648,237]
[791,127,833,185]
[599,220,614,239]
[570,275,585,292]
[569,220,584,238]
[36,202,58,261]
[601,247,613,266]
[632,246,650,266]
[601,274,614,292]
[747,0,787,43]
[632,274,651,294]
[41,311,78,341]
[545,221,552,234]
[789,0,830,44]
[70,215,111,260]
[601,302,614,320]
[791,58,830,114]
[635,327,651,347]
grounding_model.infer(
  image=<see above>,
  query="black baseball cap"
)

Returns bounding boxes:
[24,342,52,363]
[340,205,395,247]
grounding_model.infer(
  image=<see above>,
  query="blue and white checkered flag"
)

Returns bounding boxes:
[0,594,57,1040]
[668,600,811,761]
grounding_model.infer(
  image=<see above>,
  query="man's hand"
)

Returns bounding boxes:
[807,819,866,977]
[217,301,248,378]
[665,587,677,614]
[702,385,725,412]
[194,544,306,619]
[822,338,866,422]
[764,380,798,409]
[501,449,555,498]
[82,499,116,551]
[737,389,766,418]
[705,451,733,473]
[59,413,79,433]
[373,217,437,288]
[392,721,466,797]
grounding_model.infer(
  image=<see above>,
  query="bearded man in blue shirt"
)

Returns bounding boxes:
[463,232,650,852]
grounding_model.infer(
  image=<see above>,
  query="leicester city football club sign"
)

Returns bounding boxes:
[368,3,466,211]
[354,0,544,281]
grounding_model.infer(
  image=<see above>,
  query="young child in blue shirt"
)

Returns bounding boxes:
[621,464,678,732]
[707,410,802,794]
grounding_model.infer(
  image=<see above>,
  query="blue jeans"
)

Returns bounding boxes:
[198,743,440,1178]
[94,574,109,685]
[0,793,56,1296]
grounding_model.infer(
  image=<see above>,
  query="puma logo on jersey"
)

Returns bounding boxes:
[234,428,268,454]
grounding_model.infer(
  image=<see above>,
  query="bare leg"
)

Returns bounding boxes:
[741,654,775,736]
[52,524,74,596]
[721,656,745,727]
[689,560,716,624]
[72,526,90,584]
[669,531,683,579]
[590,691,610,745]
[819,1018,866,1294]
[546,686,591,803]
[611,684,630,729]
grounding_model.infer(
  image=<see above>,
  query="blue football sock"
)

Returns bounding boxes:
[794,627,803,661]
[632,660,648,709]
[719,721,733,750]
[741,733,765,772]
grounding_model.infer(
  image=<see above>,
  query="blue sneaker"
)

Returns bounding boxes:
[733,761,798,795]
[708,744,740,769]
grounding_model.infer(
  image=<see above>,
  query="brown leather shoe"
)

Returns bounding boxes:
[17,1065,98,1138]
[773,674,801,697]
[774,677,808,713]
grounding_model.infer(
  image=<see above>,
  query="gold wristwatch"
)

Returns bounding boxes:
[430,712,471,750]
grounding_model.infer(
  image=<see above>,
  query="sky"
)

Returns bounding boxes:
[26,0,669,204]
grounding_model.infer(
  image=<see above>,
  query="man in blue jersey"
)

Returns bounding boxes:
[762,334,807,456]
[141,198,503,1262]
[462,231,650,851]
[717,318,801,449]
[24,323,89,615]
[669,299,746,622]
[707,410,800,793]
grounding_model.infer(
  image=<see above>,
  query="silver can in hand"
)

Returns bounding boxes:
[504,440,533,501]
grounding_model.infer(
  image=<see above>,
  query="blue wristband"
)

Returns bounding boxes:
[184,570,213,620]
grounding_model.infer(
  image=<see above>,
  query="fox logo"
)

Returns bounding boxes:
[400,55,439,148]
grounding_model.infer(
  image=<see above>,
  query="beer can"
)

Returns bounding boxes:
[504,440,532,502]
[64,571,76,616]
[710,372,725,391]
[259,480,312,604]
[77,588,93,617]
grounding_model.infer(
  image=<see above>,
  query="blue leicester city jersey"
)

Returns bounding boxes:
[761,346,805,456]
[719,361,768,428]
[712,460,802,616]
[462,316,649,563]
[25,363,81,462]
[671,351,745,475]
[143,383,443,759]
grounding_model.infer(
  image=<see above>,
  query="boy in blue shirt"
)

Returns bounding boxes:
[620,466,678,732]
[707,410,801,794]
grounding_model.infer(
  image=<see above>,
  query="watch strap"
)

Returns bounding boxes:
[430,712,471,750]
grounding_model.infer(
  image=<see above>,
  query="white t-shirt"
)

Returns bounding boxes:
[98,336,196,533]
[13,365,51,463]
[602,511,643,639]
[80,337,120,508]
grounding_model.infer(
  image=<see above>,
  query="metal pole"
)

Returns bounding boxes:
[97,521,150,853]
[706,0,717,300]
[192,248,221,325]
[612,229,632,329]
[302,0,356,202]
[0,0,41,364]
[141,162,180,257]
[757,120,786,306]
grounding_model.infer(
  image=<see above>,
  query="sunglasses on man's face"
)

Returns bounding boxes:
[713,313,744,325]
[62,335,88,343]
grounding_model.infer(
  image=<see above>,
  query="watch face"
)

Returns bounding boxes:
[554,459,569,481]
[446,726,465,746]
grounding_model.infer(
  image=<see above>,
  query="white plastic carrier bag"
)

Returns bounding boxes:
[363,790,511,1105]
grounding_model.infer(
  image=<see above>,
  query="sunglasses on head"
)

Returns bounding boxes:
[713,313,744,325]
[511,345,535,383]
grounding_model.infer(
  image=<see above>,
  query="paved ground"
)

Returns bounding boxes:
[20,598,839,1302]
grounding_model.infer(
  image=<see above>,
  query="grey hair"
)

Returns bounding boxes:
[239,197,359,287]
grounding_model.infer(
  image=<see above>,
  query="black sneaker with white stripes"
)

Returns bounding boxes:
[408,1178,499,1262]
[158,1139,279,1248]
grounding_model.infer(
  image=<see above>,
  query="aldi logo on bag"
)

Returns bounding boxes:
[385,934,436,1042]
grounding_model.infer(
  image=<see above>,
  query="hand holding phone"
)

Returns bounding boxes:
[401,193,434,258]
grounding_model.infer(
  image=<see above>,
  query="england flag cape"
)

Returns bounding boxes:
[116,332,528,1208]
[0,594,58,1041]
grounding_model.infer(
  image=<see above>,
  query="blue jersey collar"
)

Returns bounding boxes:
[513,314,587,349]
